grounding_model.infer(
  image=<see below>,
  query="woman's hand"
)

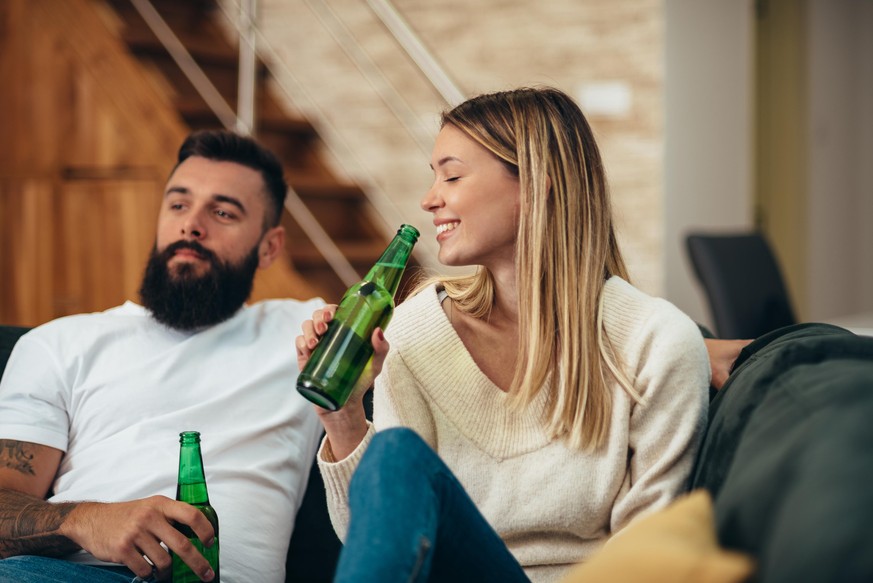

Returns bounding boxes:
[295,305,391,460]
[296,304,339,372]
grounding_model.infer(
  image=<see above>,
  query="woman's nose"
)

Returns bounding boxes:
[420,185,443,213]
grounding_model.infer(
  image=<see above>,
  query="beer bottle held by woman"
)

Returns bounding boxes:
[297,224,419,410]
[172,431,220,583]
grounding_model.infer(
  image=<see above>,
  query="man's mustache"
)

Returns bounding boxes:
[159,240,218,264]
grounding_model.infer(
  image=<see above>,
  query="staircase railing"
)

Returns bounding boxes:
[215,0,467,269]
[129,0,467,284]
[128,0,362,286]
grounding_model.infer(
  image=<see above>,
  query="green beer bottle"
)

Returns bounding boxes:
[297,224,420,410]
[172,431,220,583]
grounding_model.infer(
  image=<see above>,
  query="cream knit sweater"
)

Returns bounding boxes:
[318,277,709,583]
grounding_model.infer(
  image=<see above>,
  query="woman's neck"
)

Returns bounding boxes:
[487,265,519,328]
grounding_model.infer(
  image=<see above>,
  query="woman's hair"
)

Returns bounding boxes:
[419,87,637,450]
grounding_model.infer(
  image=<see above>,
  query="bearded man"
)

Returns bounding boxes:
[0,130,324,583]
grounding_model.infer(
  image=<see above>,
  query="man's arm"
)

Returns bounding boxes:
[703,338,753,390]
[0,439,217,581]
[0,439,76,558]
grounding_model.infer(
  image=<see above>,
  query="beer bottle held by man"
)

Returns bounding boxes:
[172,431,220,583]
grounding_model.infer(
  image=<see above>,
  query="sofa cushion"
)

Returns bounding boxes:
[561,490,754,583]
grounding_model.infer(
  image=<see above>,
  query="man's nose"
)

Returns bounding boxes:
[181,210,206,240]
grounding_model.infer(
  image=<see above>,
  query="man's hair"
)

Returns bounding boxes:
[175,130,288,228]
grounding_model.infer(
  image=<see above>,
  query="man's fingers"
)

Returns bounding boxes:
[119,547,159,580]
[164,501,214,545]
[157,504,215,581]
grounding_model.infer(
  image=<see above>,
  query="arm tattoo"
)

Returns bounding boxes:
[0,441,36,476]
[0,489,80,558]
[0,441,79,557]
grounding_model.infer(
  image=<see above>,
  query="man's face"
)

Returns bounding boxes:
[156,156,274,275]
[139,156,284,330]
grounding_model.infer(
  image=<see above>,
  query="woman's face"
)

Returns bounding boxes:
[421,124,520,270]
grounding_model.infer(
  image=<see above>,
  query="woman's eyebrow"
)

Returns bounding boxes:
[430,156,463,170]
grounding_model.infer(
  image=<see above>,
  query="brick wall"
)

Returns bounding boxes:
[221,0,664,293]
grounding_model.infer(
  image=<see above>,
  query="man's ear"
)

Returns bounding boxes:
[257,225,285,270]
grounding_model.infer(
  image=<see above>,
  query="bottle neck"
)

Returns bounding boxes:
[177,439,210,505]
[365,227,418,296]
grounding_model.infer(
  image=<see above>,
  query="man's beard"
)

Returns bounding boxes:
[139,240,260,331]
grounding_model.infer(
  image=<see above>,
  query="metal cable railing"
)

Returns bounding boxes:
[214,0,415,239]
[364,0,465,107]
[129,0,362,286]
[132,0,467,284]
[212,0,467,271]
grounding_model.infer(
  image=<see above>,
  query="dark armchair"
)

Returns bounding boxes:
[686,232,796,339]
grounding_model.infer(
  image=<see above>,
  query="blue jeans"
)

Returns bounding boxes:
[333,428,530,583]
[0,556,146,583]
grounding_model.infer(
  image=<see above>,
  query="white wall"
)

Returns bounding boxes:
[664,0,756,328]
[806,0,873,320]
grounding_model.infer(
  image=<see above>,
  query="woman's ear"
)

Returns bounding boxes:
[257,225,285,269]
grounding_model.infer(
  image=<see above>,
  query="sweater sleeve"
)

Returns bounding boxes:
[316,320,439,541]
[316,422,375,541]
[609,301,710,534]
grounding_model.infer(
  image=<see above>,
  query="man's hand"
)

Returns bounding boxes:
[704,338,753,390]
[61,496,216,581]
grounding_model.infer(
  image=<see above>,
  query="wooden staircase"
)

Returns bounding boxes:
[103,0,395,302]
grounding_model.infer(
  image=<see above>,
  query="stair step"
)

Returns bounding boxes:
[174,98,315,136]
[104,0,398,303]
[109,0,240,66]
[289,177,366,201]
[289,240,388,268]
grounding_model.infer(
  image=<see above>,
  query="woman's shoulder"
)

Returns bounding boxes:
[601,277,704,354]
[387,283,449,346]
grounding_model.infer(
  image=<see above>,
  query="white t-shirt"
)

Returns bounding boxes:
[0,299,325,583]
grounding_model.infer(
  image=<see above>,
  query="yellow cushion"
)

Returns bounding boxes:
[561,490,755,583]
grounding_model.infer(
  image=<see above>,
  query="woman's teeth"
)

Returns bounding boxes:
[437,222,459,234]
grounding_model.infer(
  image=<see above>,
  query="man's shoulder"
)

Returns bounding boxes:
[28,302,148,338]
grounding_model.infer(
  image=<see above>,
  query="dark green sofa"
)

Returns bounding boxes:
[690,323,873,582]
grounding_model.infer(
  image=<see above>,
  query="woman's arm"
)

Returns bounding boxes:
[296,306,387,460]
[610,311,711,533]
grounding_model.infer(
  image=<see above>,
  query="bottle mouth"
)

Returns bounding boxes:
[398,224,421,241]
[297,381,341,411]
[179,431,201,443]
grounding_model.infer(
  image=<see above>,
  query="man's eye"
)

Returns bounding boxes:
[215,209,235,219]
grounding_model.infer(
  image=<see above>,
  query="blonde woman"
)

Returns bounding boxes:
[297,87,710,583]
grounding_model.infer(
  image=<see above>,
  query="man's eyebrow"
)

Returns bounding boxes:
[163,188,247,216]
[165,185,189,196]
[214,194,247,215]
[429,156,462,170]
